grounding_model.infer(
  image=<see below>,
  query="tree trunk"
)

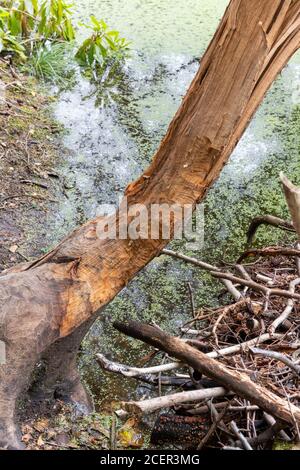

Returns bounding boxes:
[1,0,300,449]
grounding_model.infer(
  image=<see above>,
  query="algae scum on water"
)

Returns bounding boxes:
[37,0,300,407]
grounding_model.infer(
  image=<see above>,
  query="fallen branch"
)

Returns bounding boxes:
[97,353,189,386]
[187,403,259,415]
[250,347,300,376]
[151,414,210,447]
[230,420,253,450]
[238,247,300,264]
[247,215,295,246]
[269,278,300,334]
[212,272,300,301]
[120,387,228,416]
[114,321,300,427]
[162,249,241,301]
[207,333,283,359]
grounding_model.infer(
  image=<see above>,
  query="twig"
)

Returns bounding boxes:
[187,403,259,415]
[238,247,300,264]
[207,333,283,359]
[250,347,300,376]
[97,353,181,376]
[119,387,228,416]
[162,249,241,300]
[269,278,300,334]
[20,179,48,190]
[246,215,295,246]
[223,446,243,450]
[197,403,230,450]
[230,420,253,450]
[212,271,300,301]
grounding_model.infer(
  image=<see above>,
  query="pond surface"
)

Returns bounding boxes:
[47,0,300,409]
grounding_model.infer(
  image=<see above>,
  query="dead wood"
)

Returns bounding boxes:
[212,271,300,301]
[247,215,295,246]
[250,347,300,376]
[151,413,210,447]
[238,247,300,264]
[113,320,300,427]
[119,387,228,416]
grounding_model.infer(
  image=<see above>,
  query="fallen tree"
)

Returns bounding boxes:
[1,0,300,449]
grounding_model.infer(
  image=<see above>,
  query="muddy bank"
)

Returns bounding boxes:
[0,60,64,271]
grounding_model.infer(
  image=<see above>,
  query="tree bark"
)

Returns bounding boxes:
[1,0,300,449]
[150,414,210,448]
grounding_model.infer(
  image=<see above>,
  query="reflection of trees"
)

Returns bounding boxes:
[82,55,198,166]
[87,57,154,163]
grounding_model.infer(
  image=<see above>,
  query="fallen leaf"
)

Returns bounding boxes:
[117,418,144,449]
[34,418,49,433]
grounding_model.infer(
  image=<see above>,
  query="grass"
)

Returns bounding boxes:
[25,42,76,86]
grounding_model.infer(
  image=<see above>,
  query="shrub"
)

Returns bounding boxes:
[75,16,131,71]
[0,2,130,83]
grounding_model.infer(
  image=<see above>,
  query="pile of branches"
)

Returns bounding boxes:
[96,176,300,450]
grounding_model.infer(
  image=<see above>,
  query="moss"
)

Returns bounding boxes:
[273,440,299,451]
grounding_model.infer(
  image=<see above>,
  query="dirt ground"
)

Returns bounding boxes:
[0,59,63,271]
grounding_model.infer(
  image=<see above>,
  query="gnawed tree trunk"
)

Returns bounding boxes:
[1,0,300,449]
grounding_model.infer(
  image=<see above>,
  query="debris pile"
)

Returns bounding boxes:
[97,176,300,450]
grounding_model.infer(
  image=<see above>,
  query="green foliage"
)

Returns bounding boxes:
[0,2,130,84]
[25,41,75,84]
[75,16,131,71]
[37,0,75,41]
[0,0,75,42]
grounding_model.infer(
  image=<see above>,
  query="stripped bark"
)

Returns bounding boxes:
[1,0,300,449]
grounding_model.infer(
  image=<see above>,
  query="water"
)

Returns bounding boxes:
[47,0,300,409]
